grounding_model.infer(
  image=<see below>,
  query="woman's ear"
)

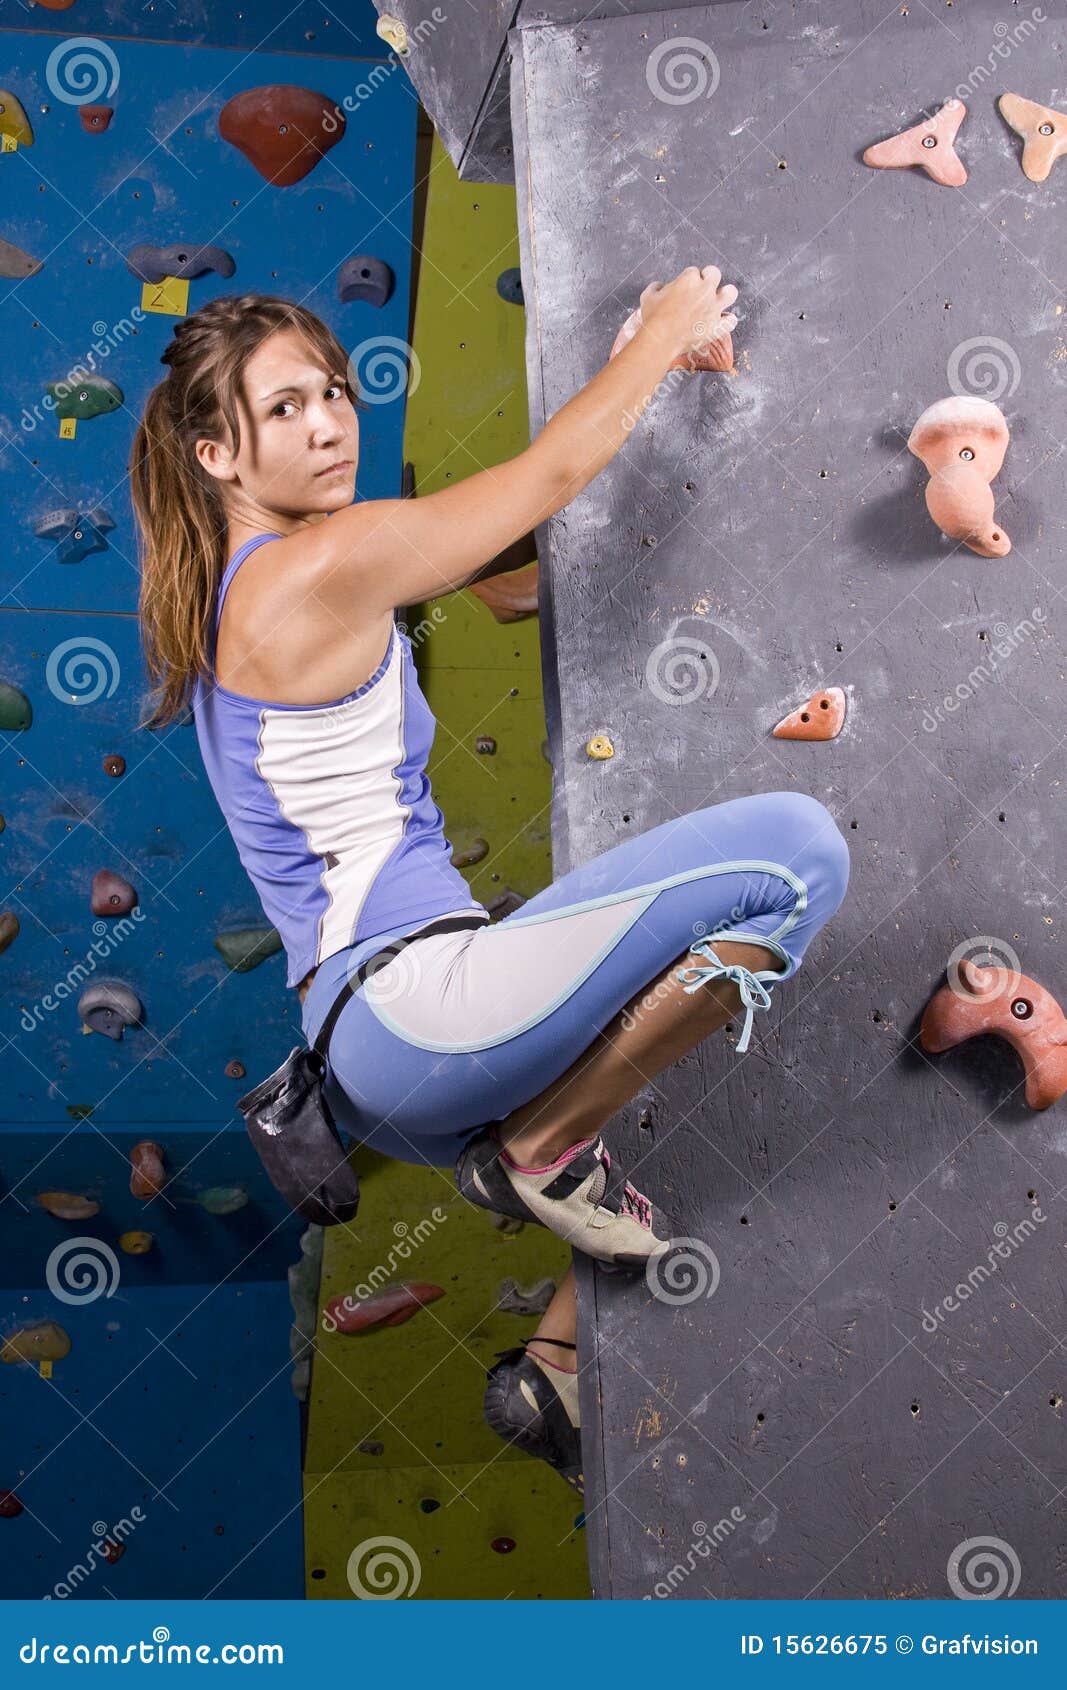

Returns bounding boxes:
[195,436,237,484]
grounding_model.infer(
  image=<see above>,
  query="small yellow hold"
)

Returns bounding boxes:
[585,734,615,760]
[119,1230,154,1255]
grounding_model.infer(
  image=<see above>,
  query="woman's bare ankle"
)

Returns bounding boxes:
[497,1120,592,1169]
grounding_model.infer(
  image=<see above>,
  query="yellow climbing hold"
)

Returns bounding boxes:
[2,1321,71,1366]
[36,1191,100,1220]
[585,734,614,760]
[119,1230,154,1255]
[0,89,33,148]
[375,14,409,54]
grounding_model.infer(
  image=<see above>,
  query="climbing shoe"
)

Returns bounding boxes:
[483,1339,583,1495]
[455,1127,671,1269]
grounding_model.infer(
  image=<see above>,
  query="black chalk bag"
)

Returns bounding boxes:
[237,913,489,1225]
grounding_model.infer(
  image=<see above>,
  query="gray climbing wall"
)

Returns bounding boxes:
[509,0,1067,1598]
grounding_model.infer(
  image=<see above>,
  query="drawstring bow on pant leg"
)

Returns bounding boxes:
[674,939,777,1053]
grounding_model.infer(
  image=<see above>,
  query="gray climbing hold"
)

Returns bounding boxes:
[489,1212,524,1237]
[0,236,43,280]
[337,255,395,308]
[496,267,524,306]
[213,926,283,972]
[32,505,115,566]
[77,980,142,1040]
[126,242,237,283]
[197,1186,248,1215]
[288,1223,324,1402]
[498,1276,557,1315]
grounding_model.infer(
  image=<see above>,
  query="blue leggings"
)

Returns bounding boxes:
[301,790,850,1170]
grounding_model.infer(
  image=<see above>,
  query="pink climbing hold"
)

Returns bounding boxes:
[323,1281,445,1335]
[90,870,138,917]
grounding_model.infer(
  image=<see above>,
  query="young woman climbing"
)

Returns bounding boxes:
[131,265,851,1498]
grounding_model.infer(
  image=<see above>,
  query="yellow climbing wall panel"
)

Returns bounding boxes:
[303,133,589,1599]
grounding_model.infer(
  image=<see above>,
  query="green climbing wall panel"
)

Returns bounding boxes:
[303,132,588,1599]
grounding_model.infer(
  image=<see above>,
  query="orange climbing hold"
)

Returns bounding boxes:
[772,686,846,741]
[999,92,1067,183]
[908,397,1011,558]
[920,957,1067,1110]
[323,1281,445,1335]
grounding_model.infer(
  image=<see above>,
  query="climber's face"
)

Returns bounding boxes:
[197,329,359,524]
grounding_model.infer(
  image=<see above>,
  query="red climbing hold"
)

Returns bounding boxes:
[491,1537,516,1554]
[90,870,138,917]
[102,754,125,778]
[0,1490,23,1518]
[79,106,113,133]
[323,1281,444,1335]
[218,86,345,186]
[920,957,1067,1110]
[129,1141,166,1199]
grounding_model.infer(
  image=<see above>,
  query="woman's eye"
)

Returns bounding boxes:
[326,383,344,400]
[273,401,295,418]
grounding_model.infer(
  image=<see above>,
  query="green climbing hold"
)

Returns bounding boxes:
[213,926,282,972]
[0,681,31,731]
[46,375,123,422]
[197,1186,249,1215]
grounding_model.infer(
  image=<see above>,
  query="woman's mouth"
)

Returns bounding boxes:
[315,459,352,477]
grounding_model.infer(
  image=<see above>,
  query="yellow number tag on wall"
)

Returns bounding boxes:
[1,133,18,153]
[59,417,77,440]
[39,1359,53,1379]
[141,276,190,317]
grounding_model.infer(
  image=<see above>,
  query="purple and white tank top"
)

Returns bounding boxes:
[192,532,489,987]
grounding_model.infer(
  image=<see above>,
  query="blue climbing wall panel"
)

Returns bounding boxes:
[1,9,413,1596]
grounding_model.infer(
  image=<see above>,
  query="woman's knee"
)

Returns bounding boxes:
[766,789,850,909]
